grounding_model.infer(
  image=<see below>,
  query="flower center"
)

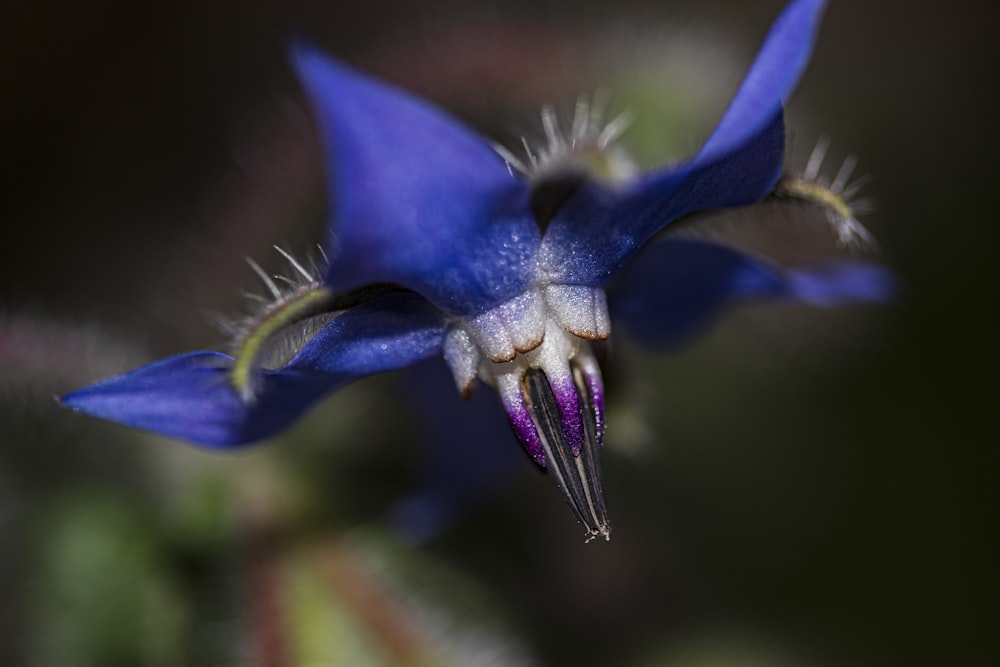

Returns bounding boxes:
[443,285,612,541]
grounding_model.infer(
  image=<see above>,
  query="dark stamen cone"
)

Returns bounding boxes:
[522,368,610,541]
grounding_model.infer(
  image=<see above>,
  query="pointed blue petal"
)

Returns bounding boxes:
[698,0,826,162]
[782,262,898,306]
[542,0,826,285]
[60,293,446,446]
[292,44,539,316]
[610,239,896,349]
[60,351,339,446]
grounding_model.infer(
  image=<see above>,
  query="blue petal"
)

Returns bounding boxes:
[60,293,446,446]
[542,0,826,285]
[610,239,896,349]
[292,44,539,316]
[698,0,827,163]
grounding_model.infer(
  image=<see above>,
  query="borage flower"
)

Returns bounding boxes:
[61,0,892,541]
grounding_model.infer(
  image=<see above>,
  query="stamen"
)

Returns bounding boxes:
[573,353,606,448]
[445,290,613,538]
[522,369,610,541]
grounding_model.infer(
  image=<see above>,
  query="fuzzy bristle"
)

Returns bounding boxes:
[777,137,879,252]
[494,97,637,187]
[222,246,333,401]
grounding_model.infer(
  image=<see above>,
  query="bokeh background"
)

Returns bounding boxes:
[2,1,995,665]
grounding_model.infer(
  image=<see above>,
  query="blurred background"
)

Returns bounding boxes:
[2,0,995,665]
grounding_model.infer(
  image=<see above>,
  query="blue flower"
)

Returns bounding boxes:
[61,0,892,540]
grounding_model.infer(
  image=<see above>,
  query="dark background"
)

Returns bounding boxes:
[2,1,995,665]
